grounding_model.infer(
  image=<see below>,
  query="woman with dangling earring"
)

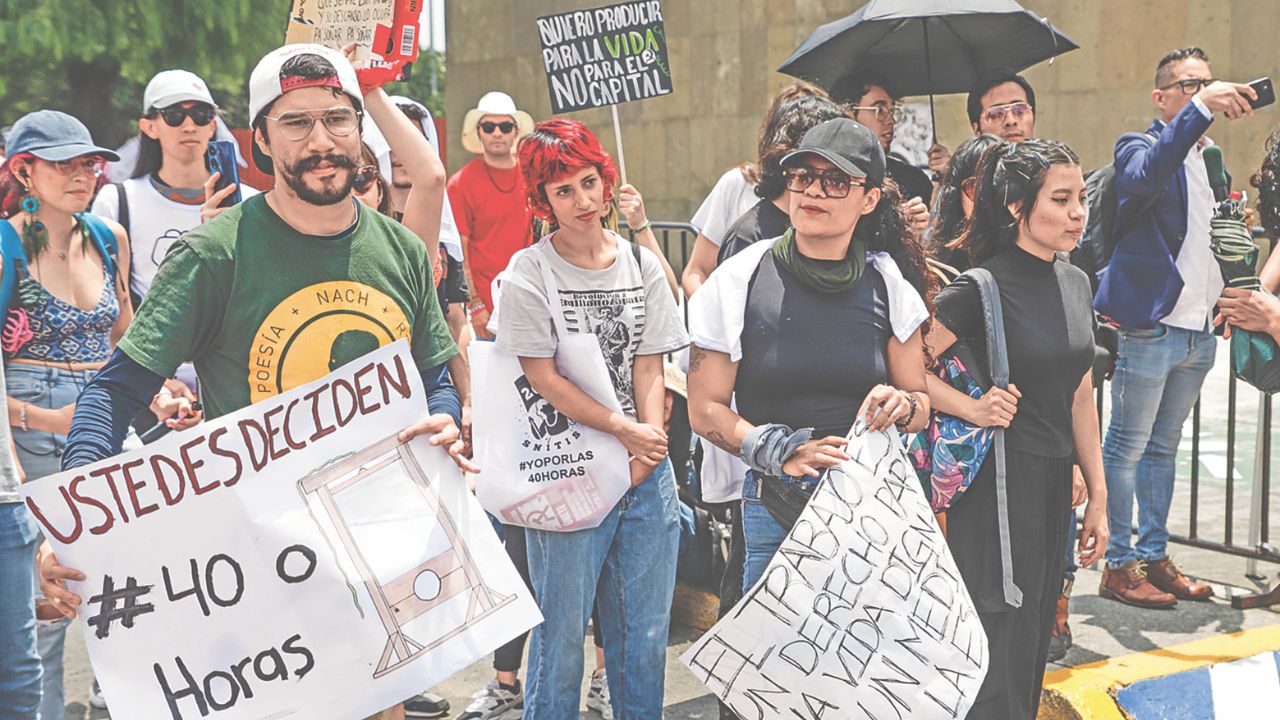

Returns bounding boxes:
[0,110,187,720]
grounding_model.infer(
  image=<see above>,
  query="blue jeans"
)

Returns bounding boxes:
[1103,325,1215,567]
[524,460,679,719]
[741,471,816,593]
[6,363,99,720]
[0,501,42,717]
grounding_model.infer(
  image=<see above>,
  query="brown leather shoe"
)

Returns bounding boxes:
[1099,560,1177,608]
[1145,556,1214,600]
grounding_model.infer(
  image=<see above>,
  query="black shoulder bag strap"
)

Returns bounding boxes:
[971,268,1023,609]
[114,182,130,239]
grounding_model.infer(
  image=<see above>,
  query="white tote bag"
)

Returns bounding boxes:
[471,256,632,532]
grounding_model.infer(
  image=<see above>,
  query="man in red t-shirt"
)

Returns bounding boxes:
[447,91,535,338]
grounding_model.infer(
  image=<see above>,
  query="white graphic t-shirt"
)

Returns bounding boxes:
[92,174,261,299]
[496,234,689,419]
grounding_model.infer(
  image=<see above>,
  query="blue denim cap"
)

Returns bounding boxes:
[5,110,120,163]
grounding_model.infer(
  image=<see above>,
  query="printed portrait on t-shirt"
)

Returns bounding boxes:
[557,286,647,407]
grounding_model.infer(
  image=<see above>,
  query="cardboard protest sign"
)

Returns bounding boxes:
[286,0,420,81]
[21,341,540,720]
[682,422,989,720]
[536,0,672,114]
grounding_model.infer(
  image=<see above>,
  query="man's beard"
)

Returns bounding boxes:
[279,152,358,206]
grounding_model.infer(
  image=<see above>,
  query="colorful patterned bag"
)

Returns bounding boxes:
[907,268,1006,513]
[908,351,995,512]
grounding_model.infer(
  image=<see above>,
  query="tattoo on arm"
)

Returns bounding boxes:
[689,346,705,373]
[706,430,739,458]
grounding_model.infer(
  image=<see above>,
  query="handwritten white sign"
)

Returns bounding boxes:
[21,342,541,720]
[682,423,989,720]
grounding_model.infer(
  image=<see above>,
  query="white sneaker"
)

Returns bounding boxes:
[89,679,108,710]
[586,669,613,720]
[454,679,522,720]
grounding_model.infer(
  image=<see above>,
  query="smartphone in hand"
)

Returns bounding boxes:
[1248,77,1275,110]
[206,140,243,208]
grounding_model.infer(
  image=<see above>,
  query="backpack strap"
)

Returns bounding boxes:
[77,213,119,279]
[114,182,130,239]
[969,268,1023,609]
[0,221,28,324]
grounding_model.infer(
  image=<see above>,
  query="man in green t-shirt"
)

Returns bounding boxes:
[38,45,475,626]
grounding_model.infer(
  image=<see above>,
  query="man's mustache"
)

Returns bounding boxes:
[292,153,358,174]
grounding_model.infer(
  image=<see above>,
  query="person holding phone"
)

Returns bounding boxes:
[1095,47,1259,609]
[91,70,263,448]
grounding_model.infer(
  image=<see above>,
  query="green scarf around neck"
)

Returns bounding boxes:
[772,227,867,293]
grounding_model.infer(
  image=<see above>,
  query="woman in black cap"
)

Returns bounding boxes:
[687,117,934,592]
[0,110,188,720]
[927,139,1108,719]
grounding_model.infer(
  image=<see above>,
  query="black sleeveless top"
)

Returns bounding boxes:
[734,251,891,438]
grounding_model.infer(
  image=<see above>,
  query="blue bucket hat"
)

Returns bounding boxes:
[5,110,120,163]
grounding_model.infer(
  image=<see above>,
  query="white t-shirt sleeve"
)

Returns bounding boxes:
[90,183,120,222]
[868,252,929,342]
[687,240,772,361]
[493,250,556,358]
[690,168,757,247]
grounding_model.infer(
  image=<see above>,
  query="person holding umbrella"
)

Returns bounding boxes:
[969,71,1038,142]
[835,76,934,238]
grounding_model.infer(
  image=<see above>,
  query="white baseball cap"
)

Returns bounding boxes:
[143,70,217,112]
[248,44,363,174]
[249,44,362,126]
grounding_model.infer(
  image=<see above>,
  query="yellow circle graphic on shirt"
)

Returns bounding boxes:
[249,281,410,402]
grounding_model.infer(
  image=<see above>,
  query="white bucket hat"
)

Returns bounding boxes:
[460,91,534,155]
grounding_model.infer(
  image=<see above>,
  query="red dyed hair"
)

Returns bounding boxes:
[0,155,34,218]
[518,119,618,223]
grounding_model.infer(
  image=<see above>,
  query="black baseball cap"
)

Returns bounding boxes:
[781,117,885,185]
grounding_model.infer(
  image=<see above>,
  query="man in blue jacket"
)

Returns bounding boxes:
[1095,47,1256,608]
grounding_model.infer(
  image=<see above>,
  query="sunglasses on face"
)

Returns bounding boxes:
[850,103,903,123]
[784,166,864,199]
[152,104,217,127]
[51,156,106,178]
[479,120,516,134]
[352,165,380,194]
[982,101,1033,124]
[263,107,362,142]
[1158,77,1216,95]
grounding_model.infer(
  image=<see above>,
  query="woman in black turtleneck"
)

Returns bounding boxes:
[925,139,1109,720]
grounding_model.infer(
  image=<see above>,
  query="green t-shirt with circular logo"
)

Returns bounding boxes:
[120,194,457,419]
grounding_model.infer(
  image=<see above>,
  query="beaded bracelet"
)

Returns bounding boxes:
[895,391,918,430]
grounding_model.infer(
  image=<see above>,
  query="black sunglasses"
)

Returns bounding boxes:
[353,165,381,194]
[152,104,216,128]
[479,120,516,134]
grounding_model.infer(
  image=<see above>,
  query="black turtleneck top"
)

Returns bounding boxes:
[934,245,1095,458]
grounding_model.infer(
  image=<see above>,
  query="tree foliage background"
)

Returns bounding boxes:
[0,0,446,149]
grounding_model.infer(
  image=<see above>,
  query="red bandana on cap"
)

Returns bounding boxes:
[279,74,343,93]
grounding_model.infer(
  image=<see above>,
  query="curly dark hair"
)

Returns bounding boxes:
[755,95,850,201]
[1251,132,1280,235]
[854,176,937,359]
[739,82,829,184]
[928,134,1002,252]
[954,138,1080,266]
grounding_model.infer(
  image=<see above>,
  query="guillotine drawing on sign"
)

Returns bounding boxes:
[300,435,516,678]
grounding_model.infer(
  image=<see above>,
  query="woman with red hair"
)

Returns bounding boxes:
[494,118,687,718]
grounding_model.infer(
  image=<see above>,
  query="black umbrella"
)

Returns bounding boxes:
[778,0,1078,138]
